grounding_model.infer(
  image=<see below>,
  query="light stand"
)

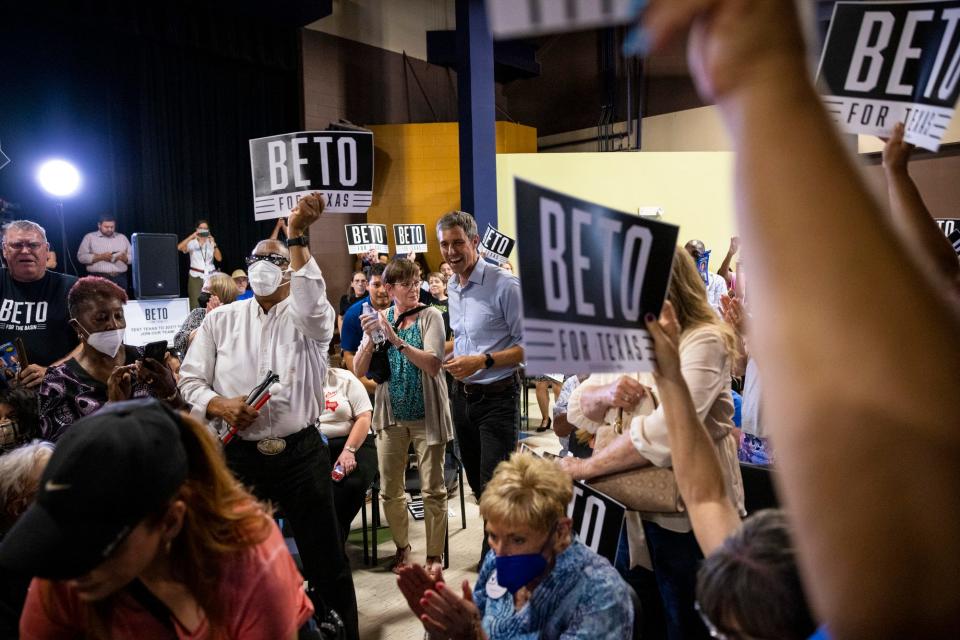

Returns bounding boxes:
[36,159,81,276]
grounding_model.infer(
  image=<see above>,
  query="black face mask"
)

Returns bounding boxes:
[197,292,211,308]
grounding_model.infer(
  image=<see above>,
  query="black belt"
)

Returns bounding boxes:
[456,373,518,397]
[232,423,318,455]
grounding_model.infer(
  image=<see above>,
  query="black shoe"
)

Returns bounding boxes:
[535,418,552,433]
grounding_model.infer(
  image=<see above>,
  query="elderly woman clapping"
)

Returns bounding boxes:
[396,453,634,639]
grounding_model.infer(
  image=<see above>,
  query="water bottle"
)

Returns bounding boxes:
[331,462,345,482]
[362,302,386,345]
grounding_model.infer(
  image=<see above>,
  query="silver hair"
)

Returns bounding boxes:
[0,441,53,529]
[436,211,479,241]
[2,220,48,243]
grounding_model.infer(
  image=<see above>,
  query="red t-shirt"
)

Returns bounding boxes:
[19,519,313,639]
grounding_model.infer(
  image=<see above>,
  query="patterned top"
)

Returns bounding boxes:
[386,308,425,421]
[38,346,152,442]
[474,537,633,639]
[173,307,206,356]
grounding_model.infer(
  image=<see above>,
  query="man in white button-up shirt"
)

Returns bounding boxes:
[178,194,358,639]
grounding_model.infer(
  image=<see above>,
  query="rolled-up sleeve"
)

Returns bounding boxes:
[76,234,94,265]
[566,382,606,434]
[289,257,335,344]
[499,276,524,348]
[178,318,220,424]
[630,330,729,467]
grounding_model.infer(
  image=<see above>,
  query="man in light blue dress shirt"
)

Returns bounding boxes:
[437,211,525,566]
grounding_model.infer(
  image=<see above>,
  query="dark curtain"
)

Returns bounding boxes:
[0,2,302,293]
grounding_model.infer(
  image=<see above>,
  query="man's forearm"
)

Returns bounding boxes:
[491,344,524,368]
[205,395,227,420]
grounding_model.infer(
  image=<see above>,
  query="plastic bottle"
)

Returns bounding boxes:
[362,302,386,345]
[331,462,345,482]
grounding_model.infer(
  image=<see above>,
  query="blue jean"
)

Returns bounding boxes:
[615,525,667,639]
[642,520,710,640]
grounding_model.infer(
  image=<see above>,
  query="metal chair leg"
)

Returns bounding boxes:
[444,523,450,569]
[361,496,369,566]
[458,463,466,530]
[372,474,380,566]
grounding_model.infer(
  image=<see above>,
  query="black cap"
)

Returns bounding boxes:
[0,398,188,579]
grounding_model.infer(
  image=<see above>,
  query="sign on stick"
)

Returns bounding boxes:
[480,224,515,265]
[122,298,190,347]
[487,0,633,39]
[515,179,678,376]
[249,130,374,220]
[393,224,428,254]
[816,0,960,151]
[344,224,388,255]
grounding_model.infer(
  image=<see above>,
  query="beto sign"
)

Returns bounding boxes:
[344,224,388,255]
[567,480,625,563]
[487,0,633,39]
[249,130,374,220]
[393,224,428,254]
[816,0,960,151]
[480,224,515,265]
[515,179,678,376]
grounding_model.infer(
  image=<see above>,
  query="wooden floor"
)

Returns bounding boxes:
[345,388,561,639]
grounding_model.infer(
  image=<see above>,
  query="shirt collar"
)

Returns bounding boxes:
[452,256,488,292]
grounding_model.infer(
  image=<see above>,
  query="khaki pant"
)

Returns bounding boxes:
[377,419,448,557]
[188,275,204,309]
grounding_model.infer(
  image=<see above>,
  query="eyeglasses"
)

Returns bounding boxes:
[245,253,289,267]
[695,601,732,640]
[4,241,45,252]
[394,280,422,290]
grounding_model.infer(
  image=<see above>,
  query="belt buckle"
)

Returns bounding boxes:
[257,437,286,455]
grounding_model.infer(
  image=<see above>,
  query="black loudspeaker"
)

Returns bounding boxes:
[131,233,180,299]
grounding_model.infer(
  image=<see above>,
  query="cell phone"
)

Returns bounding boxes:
[143,340,168,363]
[14,338,29,368]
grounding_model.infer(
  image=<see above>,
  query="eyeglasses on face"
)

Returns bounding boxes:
[4,241,46,252]
[394,279,422,290]
[245,253,289,267]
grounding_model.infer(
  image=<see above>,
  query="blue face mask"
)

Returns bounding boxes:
[495,552,548,593]
[494,524,558,593]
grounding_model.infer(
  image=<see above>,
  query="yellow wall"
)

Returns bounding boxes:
[367,121,536,270]
[495,152,736,270]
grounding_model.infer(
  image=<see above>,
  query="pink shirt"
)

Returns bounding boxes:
[20,519,313,639]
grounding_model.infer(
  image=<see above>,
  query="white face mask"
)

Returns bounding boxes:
[78,324,125,358]
[248,260,287,297]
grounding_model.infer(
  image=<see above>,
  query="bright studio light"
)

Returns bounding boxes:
[37,159,81,197]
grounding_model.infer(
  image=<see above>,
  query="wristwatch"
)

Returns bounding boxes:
[344,444,358,454]
[286,235,309,247]
[484,353,495,369]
